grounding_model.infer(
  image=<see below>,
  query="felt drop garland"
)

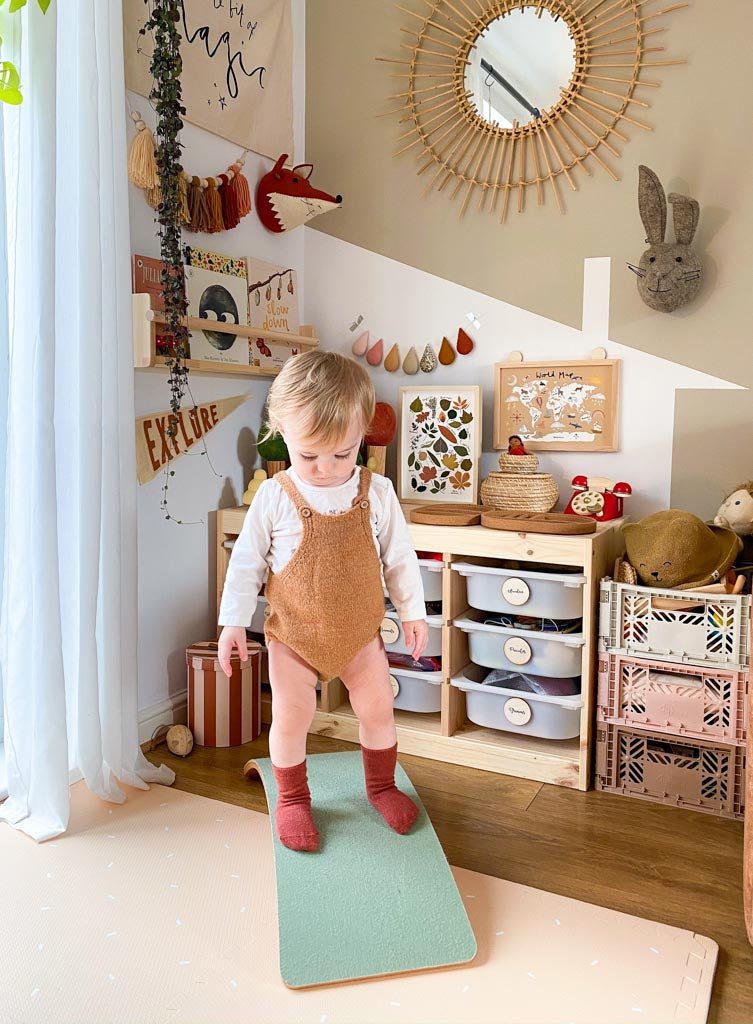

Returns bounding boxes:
[127,112,252,235]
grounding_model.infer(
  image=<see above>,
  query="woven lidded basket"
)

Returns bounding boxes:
[498,452,539,474]
[480,472,559,513]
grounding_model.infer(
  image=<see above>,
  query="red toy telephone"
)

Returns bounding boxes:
[564,475,632,522]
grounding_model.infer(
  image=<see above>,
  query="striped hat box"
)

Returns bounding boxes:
[186,641,262,747]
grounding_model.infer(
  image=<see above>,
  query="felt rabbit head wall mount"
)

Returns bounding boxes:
[627,165,702,313]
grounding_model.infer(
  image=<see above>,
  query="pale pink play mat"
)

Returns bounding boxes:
[0,779,717,1023]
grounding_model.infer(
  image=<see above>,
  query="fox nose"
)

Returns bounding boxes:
[335,195,342,204]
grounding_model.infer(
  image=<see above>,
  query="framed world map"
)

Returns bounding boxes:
[493,359,620,453]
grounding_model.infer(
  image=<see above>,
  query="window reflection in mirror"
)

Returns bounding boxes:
[465,8,576,128]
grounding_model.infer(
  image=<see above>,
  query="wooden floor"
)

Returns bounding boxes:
[144,727,752,1024]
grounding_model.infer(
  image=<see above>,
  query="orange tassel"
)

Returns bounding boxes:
[178,174,190,225]
[196,184,213,233]
[228,164,251,218]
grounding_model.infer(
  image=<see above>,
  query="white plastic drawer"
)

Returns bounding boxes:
[452,562,585,619]
[389,666,442,713]
[454,611,583,678]
[451,664,582,739]
[381,612,443,657]
[418,558,444,603]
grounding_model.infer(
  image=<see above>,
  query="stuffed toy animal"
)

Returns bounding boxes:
[714,482,753,536]
[623,509,740,590]
[256,153,342,233]
[627,165,702,313]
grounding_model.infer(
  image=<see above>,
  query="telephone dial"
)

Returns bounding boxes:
[564,475,632,522]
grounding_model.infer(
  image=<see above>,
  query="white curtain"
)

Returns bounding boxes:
[0,0,175,842]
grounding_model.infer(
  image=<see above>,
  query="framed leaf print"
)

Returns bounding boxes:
[398,386,482,504]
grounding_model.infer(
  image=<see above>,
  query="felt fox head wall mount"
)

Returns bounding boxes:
[256,154,342,233]
[627,165,702,313]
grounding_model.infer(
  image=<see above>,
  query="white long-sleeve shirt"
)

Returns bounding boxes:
[218,467,426,628]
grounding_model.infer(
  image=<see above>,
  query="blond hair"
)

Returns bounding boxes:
[264,351,375,446]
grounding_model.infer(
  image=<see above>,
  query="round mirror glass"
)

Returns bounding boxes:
[465,8,576,128]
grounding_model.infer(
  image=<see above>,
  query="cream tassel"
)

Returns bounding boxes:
[127,112,158,190]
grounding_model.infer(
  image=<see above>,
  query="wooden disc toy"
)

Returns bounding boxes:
[480,511,597,535]
[410,503,485,526]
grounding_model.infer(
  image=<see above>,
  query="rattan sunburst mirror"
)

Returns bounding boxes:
[378,0,687,220]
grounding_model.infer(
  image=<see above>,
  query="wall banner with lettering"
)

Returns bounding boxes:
[136,395,250,485]
[123,0,293,158]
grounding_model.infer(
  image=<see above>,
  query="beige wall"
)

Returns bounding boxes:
[305,0,753,516]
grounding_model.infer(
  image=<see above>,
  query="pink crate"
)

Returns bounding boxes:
[597,652,748,746]
[595,723,745,820]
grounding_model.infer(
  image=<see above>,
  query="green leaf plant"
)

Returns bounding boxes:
[0,0,53,105]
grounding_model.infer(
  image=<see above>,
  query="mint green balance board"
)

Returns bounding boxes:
[247,751,477,989]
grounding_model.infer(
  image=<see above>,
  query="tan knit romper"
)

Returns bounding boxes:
[263,467,387,682]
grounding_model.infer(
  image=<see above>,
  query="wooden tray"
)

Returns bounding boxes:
[480,511,597,535]
[409,503,485,527]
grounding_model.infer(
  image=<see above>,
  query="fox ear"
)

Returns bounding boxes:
[638,165,666,245]
[272,153,289,173]
[668,192,700,245]
[292,163,314,180]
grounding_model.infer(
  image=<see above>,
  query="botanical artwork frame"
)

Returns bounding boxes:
[398,386,482,505]
[493,359,620,452]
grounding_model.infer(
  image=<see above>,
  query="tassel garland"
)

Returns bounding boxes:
[127,111,252,234]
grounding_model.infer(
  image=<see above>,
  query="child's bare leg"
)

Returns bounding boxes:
[267,639,320,852]
[268,639,318,766]
[341,637,419,835]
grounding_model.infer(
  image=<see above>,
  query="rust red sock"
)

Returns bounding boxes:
[361,742,419,835]
[271,760,319,852]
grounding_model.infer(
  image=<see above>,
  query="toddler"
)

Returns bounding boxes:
[217,351,428,852]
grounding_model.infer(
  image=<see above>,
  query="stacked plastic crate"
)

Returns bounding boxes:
[596,580,749,819]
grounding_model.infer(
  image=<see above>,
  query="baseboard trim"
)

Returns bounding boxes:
[138,690,188,745]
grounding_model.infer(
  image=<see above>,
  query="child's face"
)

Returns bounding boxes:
[283,419,363,488]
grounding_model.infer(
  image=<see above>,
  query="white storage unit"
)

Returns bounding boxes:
[453,562,586,620]
[380,611,443,657]
[454,610,584,678]
[451,665,583,740]
[389,666,443,713]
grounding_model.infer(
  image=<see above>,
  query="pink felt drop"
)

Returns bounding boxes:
[352,330,370,357]
[366,338,384,366]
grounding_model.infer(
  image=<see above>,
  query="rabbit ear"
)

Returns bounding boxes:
[638,165,667,244]
[667,192,700,245]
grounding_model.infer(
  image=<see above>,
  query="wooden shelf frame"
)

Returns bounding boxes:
[132,293,318,379]
[216,506,624,790]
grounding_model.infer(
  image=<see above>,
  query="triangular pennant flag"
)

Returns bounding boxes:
[136,394,250,484]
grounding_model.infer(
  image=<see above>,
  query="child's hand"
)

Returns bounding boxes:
[218,626,248,677]
[402,619,429,661]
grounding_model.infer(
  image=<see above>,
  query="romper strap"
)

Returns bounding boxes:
[276,470,313,518]
[351,466,372,508]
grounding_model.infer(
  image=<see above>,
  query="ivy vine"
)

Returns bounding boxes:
[0,0,52,106]
[141,0,190,522]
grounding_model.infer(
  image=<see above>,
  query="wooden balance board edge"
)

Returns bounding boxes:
[409,503,484,527]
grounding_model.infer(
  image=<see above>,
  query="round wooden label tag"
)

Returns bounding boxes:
[501,577,531,606]
[504,696,532,726]
[380,617,401,644]
[389,674,400,699]
[503,636,532,666]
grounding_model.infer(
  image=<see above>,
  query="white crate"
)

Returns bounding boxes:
[380,612,443,657]
[451,665,583,740]
[599,580,751,669]
[418,558,444,603]
[454,610,583,678]
[389,667,442,713]
[453,562,585,619]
